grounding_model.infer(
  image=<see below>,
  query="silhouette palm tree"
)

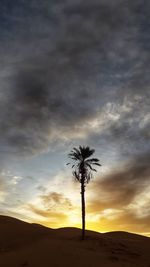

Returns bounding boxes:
[67,146,101,240]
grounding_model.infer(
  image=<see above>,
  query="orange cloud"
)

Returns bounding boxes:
[28,204,68,220]
[40,192,72,210]
[89,153,150,209]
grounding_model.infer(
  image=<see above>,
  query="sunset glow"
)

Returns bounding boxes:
[0,0,149,238]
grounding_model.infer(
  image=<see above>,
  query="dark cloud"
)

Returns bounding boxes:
[0,0,149,234]
[87,152,150,234]
[0,0,149,157]
[89,152,150,210]
[113,212,150,233]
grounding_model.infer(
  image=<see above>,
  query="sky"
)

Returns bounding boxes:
[0,0,150,237]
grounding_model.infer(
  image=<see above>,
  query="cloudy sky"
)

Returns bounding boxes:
[0,0,149,236]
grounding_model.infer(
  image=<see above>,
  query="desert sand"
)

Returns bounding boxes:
[0,215,150,267]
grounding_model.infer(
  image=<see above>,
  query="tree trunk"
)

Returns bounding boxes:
[81,181,85,240]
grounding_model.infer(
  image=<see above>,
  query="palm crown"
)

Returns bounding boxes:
[67,146,101,184]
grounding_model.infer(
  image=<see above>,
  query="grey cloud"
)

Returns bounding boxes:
[88,92,150,161]
[90,152,150,210]
[0,0,149,156]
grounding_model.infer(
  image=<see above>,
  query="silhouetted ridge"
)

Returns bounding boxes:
[0,215,53,251]
[0,215,150,267]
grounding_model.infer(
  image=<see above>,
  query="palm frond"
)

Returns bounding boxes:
[92,162,101,166]
[73,170,80,182]
[68,152,81,160]
[86,158,100,163]
[73,147,81,155]
[79,146,95,159]
[86,172,92,183]
[85,162,93,170]
[67,146,101,185]
[86,162,97,172]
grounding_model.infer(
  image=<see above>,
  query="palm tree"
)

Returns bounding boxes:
[67,146,101,240]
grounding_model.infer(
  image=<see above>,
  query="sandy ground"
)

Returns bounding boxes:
[0,215,150,267]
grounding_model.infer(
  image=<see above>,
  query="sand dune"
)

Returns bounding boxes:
[0,215,150,267]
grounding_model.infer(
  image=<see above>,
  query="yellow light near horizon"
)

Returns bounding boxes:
[35,217,150,238]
